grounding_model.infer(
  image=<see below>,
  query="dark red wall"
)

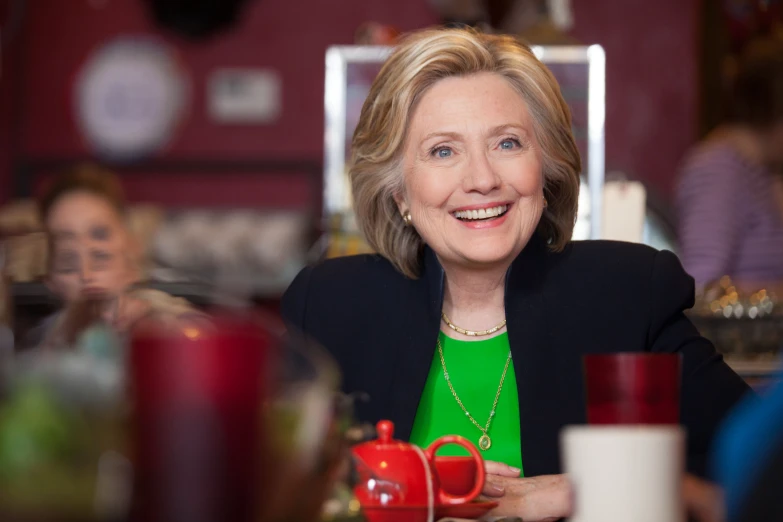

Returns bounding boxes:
[2,0,438,208]
[569,0,700,199]
[0,0,698,207]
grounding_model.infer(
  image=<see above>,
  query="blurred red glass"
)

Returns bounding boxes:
[583,353,681,425]
[129,312,271,522]
[128,310,345,522]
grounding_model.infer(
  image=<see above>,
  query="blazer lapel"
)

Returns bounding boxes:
[387,247,444,440]
[506,236,574,476]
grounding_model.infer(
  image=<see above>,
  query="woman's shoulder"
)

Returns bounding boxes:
[282,253,410,324]
[129,287,202,317]
[291,253,406,293]
[543,241,696,319]
[563,239,661,261]
[678,140,754,186]
[682,139,743,166]
[553,240,689,286]
[22,312,62,349]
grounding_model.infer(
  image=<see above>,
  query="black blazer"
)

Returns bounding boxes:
[281,235,750,478]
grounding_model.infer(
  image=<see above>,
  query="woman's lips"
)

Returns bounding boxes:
[451,202,512,229]
[82,287,109,298]
[451,201,513,213]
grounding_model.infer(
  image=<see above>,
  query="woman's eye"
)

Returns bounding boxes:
[91,250,114,269]
[54,251,79,274]
[500,138,521,150]
[90,225,111,241]
[431,147,453,158]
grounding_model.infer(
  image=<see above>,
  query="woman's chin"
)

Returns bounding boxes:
[452,235,526,263]
[452,248,519,268]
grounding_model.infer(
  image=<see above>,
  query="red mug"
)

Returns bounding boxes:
[584,353,681,425]
[352,420,485,522]
[434,456,480,497]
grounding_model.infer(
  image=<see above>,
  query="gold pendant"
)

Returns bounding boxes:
[478,434,491,451]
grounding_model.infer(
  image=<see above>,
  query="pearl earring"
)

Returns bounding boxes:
[402,211,412,226]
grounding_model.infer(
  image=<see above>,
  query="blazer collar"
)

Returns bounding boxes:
[386,246,444,440]
[423,245,446,323]
[503,235,567,475]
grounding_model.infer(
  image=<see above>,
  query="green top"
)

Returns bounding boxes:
[409,331,523,473]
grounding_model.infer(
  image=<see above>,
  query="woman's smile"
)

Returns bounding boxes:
[451,202,513,229]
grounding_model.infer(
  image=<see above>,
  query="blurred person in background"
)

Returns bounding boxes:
[26,166,198,351]
[284,27,747,521]
[676,36,783,292]
[712,376,783,522]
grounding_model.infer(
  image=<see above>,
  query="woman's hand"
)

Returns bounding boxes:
[482,460,522,496]
[54,292,150,346]
[683,474,725,522]
[481,462,723,522]
[108,293,151,332]
[481,461,572,522]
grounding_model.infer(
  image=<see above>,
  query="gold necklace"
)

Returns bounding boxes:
[437,336,512,451]
[441,312,506,337]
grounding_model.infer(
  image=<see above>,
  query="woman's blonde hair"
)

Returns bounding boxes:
[350,27,581,278]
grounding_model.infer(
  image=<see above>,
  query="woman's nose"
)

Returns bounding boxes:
[79,265,96,285]
[464,153,502,194]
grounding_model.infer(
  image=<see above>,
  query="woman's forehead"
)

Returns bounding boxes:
[408,74,532,134]
[46,191,123,224]
[46,201,125,242]
[50,223,117,241]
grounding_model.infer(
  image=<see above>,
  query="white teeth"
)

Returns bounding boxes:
[453,205,508,220]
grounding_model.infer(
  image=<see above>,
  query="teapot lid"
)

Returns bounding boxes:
[376,420,396,443]
[353,420,414,457]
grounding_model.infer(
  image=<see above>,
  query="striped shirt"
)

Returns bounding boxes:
[676,143,783,287]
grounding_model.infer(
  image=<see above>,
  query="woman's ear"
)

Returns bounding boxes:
[393,190,408,216]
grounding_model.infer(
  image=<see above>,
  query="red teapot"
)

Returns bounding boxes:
[351,420,485,522]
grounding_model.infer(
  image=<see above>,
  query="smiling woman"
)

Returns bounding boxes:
[283,27,750,521]
[350,30,579,280]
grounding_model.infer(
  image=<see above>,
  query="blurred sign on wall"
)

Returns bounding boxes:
[74,37,189,162]
[207,69,282,124]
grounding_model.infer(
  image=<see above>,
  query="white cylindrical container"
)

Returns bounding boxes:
[561,425,685,522]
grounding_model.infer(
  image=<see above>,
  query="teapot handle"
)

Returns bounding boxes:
[424,435,485,506]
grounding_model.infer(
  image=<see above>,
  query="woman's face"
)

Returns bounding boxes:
[46,191,136,304]
[398,72,545,271]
